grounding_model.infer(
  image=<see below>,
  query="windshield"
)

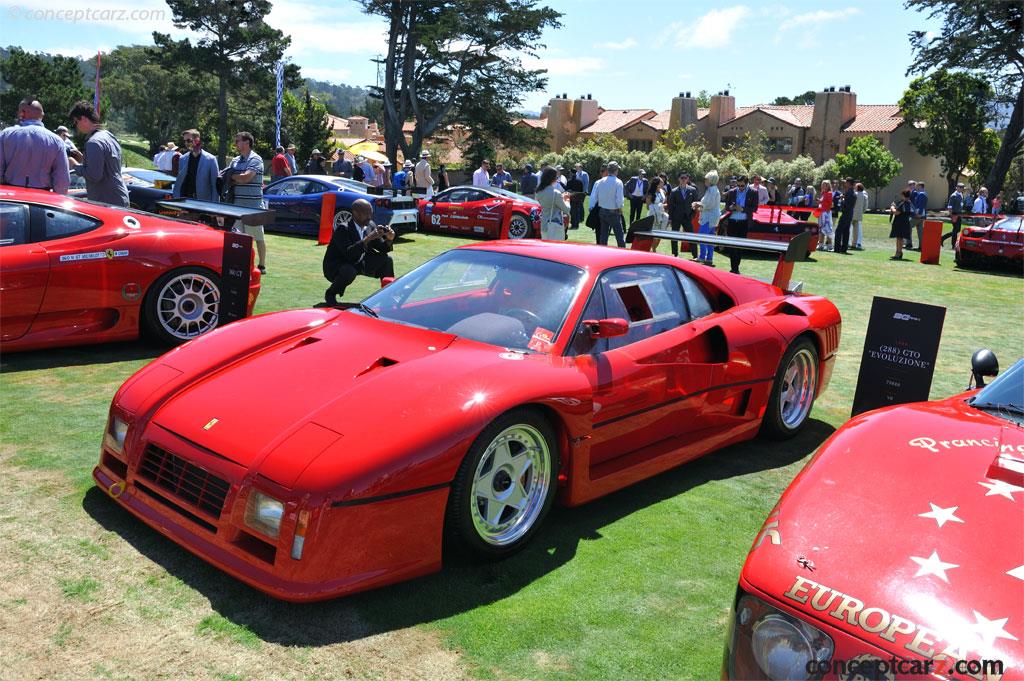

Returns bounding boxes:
[970,358,1024,425]
[331,177,370,192]
[489,186,537,203]
[358,249,585,352]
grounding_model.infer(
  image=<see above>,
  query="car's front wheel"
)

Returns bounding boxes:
[506,213,532,239]
[143,266,221,345]
[447,408,558,558]
[761,337,818,439]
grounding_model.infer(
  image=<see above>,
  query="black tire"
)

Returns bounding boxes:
[142,266,222,345]
[506,213,532,239]
[761,337,819,439]
[446,407,558,559]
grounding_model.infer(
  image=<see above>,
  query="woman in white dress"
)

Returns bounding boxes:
[645,177,668,252]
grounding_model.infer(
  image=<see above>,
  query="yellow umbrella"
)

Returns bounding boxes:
[355,149,389,163]
[347,140,386,158]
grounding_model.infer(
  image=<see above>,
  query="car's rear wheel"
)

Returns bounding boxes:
[333,208,353,231]
[761,338,818,439]
[143,267,221,345]
[447,408,558,558]
[507,213,532,239]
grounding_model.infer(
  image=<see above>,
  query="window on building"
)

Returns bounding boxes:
[763,136,794,154]
[627,139,653,152]
[720,136,741,151]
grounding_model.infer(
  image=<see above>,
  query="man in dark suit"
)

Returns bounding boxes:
[667,172,699,257]
[321,199,395,305]
[722,175,759,274]
[624,169,648,224]
[835,177,857,254]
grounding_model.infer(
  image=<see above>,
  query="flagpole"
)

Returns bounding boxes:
[94,51,101,116]
[275,60,284,148]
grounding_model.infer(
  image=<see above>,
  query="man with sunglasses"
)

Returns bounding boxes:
[722,175,759,274]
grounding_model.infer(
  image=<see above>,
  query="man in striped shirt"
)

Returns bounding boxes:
[227,131,267,273]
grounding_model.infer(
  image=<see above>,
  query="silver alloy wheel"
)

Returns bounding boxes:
[507,215,530,239]
[470,424,551,546]
[156,272,220,340]
[333,210,353,230]
[779,347,817,429]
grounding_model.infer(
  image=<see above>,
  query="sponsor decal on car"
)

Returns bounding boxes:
[121,283,142,301]
[122,215,141,228]
[59,249,129,262]
[527,327,554,352]
[473,225,485,233]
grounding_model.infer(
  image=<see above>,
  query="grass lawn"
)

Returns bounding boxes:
[1,213,1021,680]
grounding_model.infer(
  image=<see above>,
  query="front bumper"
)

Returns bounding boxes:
[92,429,447,602]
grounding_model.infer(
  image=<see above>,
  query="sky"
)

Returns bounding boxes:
[0,0,944,113]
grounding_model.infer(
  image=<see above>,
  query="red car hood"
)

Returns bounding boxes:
[743,395,1024,668]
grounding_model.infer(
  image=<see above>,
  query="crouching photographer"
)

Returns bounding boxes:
[321,198,395,306]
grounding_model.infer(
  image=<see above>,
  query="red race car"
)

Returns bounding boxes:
[0,188,261,351]
[725,351,1023,681]
[749,206,821,255]
[93,239,840,601]
[419,185,541,239]
[956,214,1024,271]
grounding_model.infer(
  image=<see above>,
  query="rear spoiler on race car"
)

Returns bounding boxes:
[155,198,276,226]
[631,228,811,293]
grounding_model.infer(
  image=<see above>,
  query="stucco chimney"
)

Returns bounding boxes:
[547,95,576,150]
[572,95,600,131]
[709,92,736,127]
[808,87,857,162]
[670,93,698,130]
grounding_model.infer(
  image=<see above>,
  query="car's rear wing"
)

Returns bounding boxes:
[631,229,811,292]
[156,198,276,226]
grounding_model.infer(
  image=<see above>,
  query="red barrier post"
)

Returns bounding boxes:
[920,219,942,265]
[317,192,336,246]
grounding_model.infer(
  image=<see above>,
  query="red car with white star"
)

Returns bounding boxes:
[0,187,261,351]
[419,185,541,239]
[725,353,1024,681]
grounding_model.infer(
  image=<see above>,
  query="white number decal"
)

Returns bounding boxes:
[431,214,442,225]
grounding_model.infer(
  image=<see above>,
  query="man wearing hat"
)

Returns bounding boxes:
[624,169,648,224]
[414,149,434,197]
[942,182,966,248]
[332,152,352,178]
[766,177,780,205]
[285,144,298,175]
[305,149,325,174]
[54,124,83,165]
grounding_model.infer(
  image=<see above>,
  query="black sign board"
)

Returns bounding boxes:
[851,296,946,416]
[220,231,254,324]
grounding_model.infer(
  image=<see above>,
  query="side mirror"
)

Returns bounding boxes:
[583,318,629,339]
[380,276,395,288]
[971,348,999,388]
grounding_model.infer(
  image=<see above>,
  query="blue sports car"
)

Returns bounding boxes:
[263,174,419,236]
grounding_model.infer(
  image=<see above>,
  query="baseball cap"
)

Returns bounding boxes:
[55,125,69,134]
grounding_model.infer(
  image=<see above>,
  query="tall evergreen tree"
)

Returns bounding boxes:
[905,0,1024,197]
[358,0,561,164]
[154,0,298,164]
[0,47,89,125]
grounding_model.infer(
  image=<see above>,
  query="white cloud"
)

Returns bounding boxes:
[596,37,637,51]
[300,66,353,83]
[1,0,177,38]
[269,0,388,56]
[676,6,752,49]
[778,7,860,32]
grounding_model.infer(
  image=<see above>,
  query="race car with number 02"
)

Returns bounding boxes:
[955,213,1024,271]
[418,185,541,239]
[93,237,840,601]
[724,350,1023,681]
[262,175,419,236]
[0,187,261,351]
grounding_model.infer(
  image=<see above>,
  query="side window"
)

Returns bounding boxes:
[676,270,714,319]
[41,207,100,241]
[600,266,688,349]
[568,288,607,356]
[0,203,30,246]
[464,190,489,202]
[269,179,309,196]
[303,181,329,195]
[446,189,472,203]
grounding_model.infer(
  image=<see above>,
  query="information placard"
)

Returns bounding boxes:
[851,296,946,416]
[220,231,254,324]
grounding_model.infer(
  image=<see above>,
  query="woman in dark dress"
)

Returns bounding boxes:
[889,189,913,260]
[437,164,450,191]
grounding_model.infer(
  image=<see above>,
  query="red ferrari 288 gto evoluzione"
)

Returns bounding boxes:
[93,239,840,601]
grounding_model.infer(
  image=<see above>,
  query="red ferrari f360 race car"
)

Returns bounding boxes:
[956,213,1024,271]
[419,185,541,239]
[725,351,1023,680]
[93,238,840,601]
[0,187,261,351]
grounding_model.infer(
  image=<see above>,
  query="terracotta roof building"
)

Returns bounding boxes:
[517,88,944,207]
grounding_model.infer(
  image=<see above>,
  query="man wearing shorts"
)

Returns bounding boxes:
[228,131,267,273]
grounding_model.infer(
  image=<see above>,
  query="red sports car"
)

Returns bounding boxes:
[956,214,1023,271]
[724,352,1023,680]
[93,239,840,601]
[419,185,541,239]
[747,206,820,255]
[0,187,261,351]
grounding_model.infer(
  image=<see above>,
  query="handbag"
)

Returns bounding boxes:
[585,204,600,230]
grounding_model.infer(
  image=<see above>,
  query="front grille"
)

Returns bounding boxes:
[138,444,230,519]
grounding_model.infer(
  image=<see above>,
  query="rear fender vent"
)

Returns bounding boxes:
[773,302,808,317]
[355,356,399,377]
